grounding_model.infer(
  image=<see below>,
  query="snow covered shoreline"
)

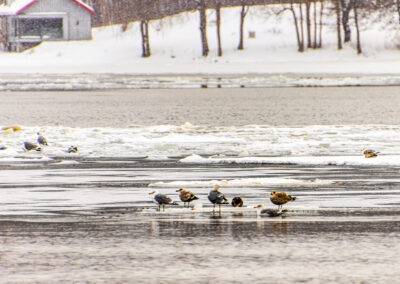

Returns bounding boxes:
[0,5,399,89]
[1,72,400,90]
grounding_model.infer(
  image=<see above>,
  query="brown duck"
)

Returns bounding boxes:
[176,188,199,208]
[270,190,296,211]
[231,197,244,207]
[362,148,378,158]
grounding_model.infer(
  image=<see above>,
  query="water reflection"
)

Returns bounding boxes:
[146,215,400,240]
[2,218,400,283]
[270,221,290,235]
[147,217,292,240]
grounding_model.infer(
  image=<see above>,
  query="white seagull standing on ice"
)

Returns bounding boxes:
[149,190,179,211]
[208,185,229,214]
[37,132,48,146]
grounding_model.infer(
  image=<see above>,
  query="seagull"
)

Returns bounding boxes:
[67,146,78,153]
[231,196,244,207]
[270,190,296,211]
[24,142,41,152]
[362,148,378,158]
[176,188,199,208]
[254,204,288,217]
[149,190,179,211]
[37,132,48,146]
[208,185,229,214]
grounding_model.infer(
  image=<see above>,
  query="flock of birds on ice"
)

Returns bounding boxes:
[148,148,379,217]
[1,126,381,217]
[149,185,297,217]
[0,126,78,153]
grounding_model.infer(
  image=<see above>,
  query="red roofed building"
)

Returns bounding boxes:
[0,0,94,51]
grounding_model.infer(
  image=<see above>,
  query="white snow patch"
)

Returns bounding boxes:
[149,178,334,188]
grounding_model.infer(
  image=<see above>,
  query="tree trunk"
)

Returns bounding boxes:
[299,0,305,52]
[306,0,312,48]
[341,0,352,43]
[290,0,304,52]
[216,0,222,56]
[335,0,342,50]
[238,4,249,50]
[199,0,209,57]
[313,0,317,48]
[318,0,324,48]
[397,0,400,24]
[140,20,151,57]
[353,0,362,54]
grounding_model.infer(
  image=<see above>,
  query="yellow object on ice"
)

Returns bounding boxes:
[2,126,22,132]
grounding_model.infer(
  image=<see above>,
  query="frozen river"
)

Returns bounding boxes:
[1,87,400,283]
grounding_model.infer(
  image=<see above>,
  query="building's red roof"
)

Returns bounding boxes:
[0,0,94,16]
[71,0,95,14]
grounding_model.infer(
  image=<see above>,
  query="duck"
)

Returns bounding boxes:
[231,196,244,207]
[362,148,378,158]
[176,188,199,208]
[270,190,296,211]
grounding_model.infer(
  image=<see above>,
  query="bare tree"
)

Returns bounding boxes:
[341,0,353,43]
[335,0,343,49]
[290,0,305,52]
[138,0,151,57]
[313,0,317,48]
[352,0,362,54]
[299,0,305,51]
[306,0,312,48]
[238,2,249,50]
[198,0,209,57]
[318,0,324,48]
[397,0,400,24]
[216,0,222,56]
[140,20,151,57]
